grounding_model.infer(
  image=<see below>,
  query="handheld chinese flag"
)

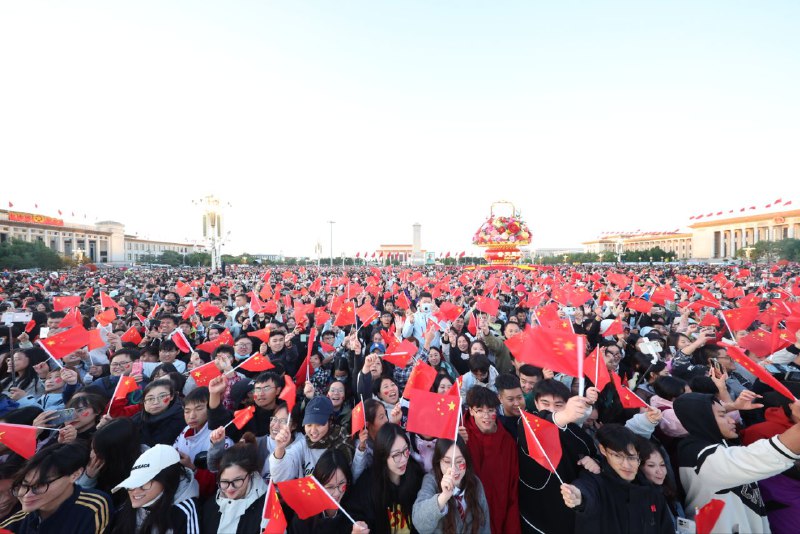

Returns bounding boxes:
[584,348,611,391]
[53,295,81,311]
[333,302,356,327]
[695,499,725,534]
[351,399,366,436]
[356,302,379,325]
[100,292,123,312]
[182,301,196,320]
[120,327,143,345]
[727,345,796,401]
[248,327,272,344]
[170,329,192,353]
[612,374,648,409]
[231,405,256,430]
[382,339,417,367]
[601,318,624,337]
[406,390,460,440]
[37,325,90,360]
[238,353,275,373]
[190,362,222,387]
[738,329,773,358]
[395,292,411,310]
[402,361,438,399]
[467,312,478,337]
[294,330,316,387]
[627,298,653,314]
[261,481,287,534]
[88,329,105,351]
[275,477,338,519]
[475,297,500,317]
[208,284,220,297]
[197,301,224,319]
[279,375,297,413]
[94,308,116,327]
[720,306,760,333]
[314,308,331,326]
[175,281,192,298]
[436,302,462,323]
[517,327,582,377]
[0,423,38,459]
[24,319,36,334]
[59,308,83,329]
[112,376,139,402]
[520,411,563,473]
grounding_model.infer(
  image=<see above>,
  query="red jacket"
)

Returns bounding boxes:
[465,413,521,534]
[741,407,793,445]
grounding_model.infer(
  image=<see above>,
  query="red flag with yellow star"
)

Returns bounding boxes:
[37,325,90,360]
[279,375,297,413]
[120,326,143,345]
[738,329,773,358]
[720,306,760,333]
[333,301,356,327]
[232,405,256,430]
[190,361,222,387]
[695,499,725,534]
[53,295,81,311]
[402,361,438,400]
[727,345,796,401]
[0,423,38,459]
[112,376,139,402]
[350,399,366,436]
[406,389,460,440]
[612,374,648,409]
[520,411,562,473]
[584,348,611,391]
[356,302,379,325]
[518,327,582,377]
[239,353,275,373]
[275,477,338,519]
[261,481,287,533]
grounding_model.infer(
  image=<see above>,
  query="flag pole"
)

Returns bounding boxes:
[106,376,122,416]
[360,394,367,432]
[594,347,601,388]
[312,475,357,525]
[576,335,586,397]
[521,414,564,484]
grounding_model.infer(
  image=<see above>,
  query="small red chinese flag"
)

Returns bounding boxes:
[0,423,38,459]
[695,499,725,534]
[584,348,612,391]
[738,329,773,358]
[520,411,562,473]
[100,292,122,312]
[475,296,500,317]
[120,327,143,345]
[95,308,116,327]
[53,295,81,311]
[24,319,36,333]
[88,329,105,351]
[467,312,477,337]
[406,390,460,440]
[517,327,581,377]
[170,329,192,353]
[627,298,653,314]
[333,302,356,327]
[294,330,316,387]
[182,301,196,320]
[190,362,222,387]
[37,325,90,359]
[402,361,438,399]
[720,306,760,333]
[175,281,192,297]
[275,477,338,519]
[382,339,417,367]
[727,345,796,401]
[314,308,331,326]
[261,482,287,534]
[248,327,272,344]
[59,308,83,329]
[351,399,366,436]
[279,375,297,413]
[113,376,139,402]
[601,319,624,337]
[356,302,378,325]
[395,292,411,310]
[232,405,256,430]
[197,301,224,318]
[239,354,275,373]
[612,375,648,409]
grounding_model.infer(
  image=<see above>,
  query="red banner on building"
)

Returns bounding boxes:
[8,211,64,227]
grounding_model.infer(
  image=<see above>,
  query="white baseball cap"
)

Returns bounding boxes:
[112,444,180,493]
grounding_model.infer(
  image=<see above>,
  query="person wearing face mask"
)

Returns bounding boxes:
[202,435,268,534]
[111,444,200,534]
[464,386,520,534]
[674,392,800,533]
[412,437,490,534]
[560,425,673,534]
[401,292,441,349]
[270,396,354,481]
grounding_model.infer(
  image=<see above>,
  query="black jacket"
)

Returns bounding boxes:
[572,464,673,534]
[346,466,422,534]
[201,493,265,534]
[288,511,351,534]
[132,400,186,447]
[517,410,596,534]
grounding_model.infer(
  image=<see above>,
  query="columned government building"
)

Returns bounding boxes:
[0,209,203,265]
[583,201,799,261]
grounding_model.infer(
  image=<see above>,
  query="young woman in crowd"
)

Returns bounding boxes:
[77,417,141,508]
[131,379,186,447]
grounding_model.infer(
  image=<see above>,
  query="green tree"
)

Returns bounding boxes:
[158,250,183,266]
[0,239,64,270]
[185,252,211,266]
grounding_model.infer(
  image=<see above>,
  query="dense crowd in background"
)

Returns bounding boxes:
[1,261,800,534]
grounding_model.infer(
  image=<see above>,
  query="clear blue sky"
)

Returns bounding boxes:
[1,1,798,256]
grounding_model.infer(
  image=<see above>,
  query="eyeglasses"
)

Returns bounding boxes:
[110,361,132,368]
[269,416,288,426]
[472,408,495,417]
[606,450,641,465]
[143,393,171,404]
[390,447,411,464]
[12,476,63,497]
[440,457,467,470]
[604,351,622,359]
[219,475,249,491]
[323,479,348,495]
[253,385,275,394]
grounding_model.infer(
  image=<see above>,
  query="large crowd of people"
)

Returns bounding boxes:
[1,261,799,534]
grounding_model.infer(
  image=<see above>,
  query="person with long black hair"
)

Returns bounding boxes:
[111,444,199,534]
[347,423,423,534]
[289,448,369,534]
[0,348,49,401]
[130,379,185,447]
[412,437,490,534]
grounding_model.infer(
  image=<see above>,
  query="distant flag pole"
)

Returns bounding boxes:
[521,413,564,484]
